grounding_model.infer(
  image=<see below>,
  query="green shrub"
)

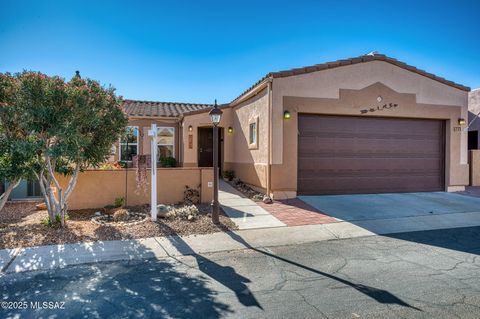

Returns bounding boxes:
[160,156,177,168]
[41,214,69,227]
[114,197,125,207]
[223,170,235,181]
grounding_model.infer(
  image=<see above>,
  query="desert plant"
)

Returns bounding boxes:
[184,185,200,205]
[114,197,125,208]
[159,156,177,168]
[223,170,235,181]
[134,155,148,195]
[113,208,129,222]
[41,214,69,227]
[166,205,199,221]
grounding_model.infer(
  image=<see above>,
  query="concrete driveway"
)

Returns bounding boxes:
[299,192,480,222]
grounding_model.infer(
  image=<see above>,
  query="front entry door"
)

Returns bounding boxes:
[198,127,214,167]
[198,127,223,169]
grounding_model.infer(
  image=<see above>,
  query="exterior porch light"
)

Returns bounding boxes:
[227,126,234,134]
[188,125,193,132]
[458,118,466,125]
[209,100,223,224]
[283,110,291,120]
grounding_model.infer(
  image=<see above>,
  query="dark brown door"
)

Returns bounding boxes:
[298,114,445,195]
[198,127,223,169]
[198,127,213,167]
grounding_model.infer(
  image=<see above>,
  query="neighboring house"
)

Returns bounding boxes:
[468,88,480,149]
[4,53,471,200]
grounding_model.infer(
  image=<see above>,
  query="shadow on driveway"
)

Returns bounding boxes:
[224,231,422,311]
[1,254,232,318]
[162,224,263,310]
[384,226,480,255]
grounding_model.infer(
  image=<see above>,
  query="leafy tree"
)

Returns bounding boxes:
[0,73,38,211]
[17,71,128,226]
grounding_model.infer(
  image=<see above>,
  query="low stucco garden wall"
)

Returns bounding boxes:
[57,167,213,210]
[470,150,480,186]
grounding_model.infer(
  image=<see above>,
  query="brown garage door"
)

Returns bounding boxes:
[298,114,445,195]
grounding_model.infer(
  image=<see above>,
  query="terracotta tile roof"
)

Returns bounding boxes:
[122,100,213,118]
[231,53,470,104]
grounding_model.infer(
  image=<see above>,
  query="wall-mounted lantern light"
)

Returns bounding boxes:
[188,125,193,132]
[458,118,466,125]
[283,110,291,120]
[227,127,234,134]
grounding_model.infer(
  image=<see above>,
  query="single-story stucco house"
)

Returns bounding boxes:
[4,52,472,201]
[114,52,471,198]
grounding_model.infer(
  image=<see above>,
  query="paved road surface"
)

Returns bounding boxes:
[1,227,480,318]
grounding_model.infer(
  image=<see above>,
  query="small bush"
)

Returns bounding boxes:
[114,197,125,208]
[166,205,199,221]
[223,170,235,181]
[184,185,200,205]
[113,209,130,222]
[41,214,69,227]
[159,156,177,168]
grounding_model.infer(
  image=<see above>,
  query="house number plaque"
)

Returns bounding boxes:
[360,103,398,114]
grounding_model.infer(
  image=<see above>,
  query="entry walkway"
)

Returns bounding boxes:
[219,180,286,229]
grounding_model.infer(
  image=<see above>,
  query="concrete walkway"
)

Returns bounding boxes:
[2,209,480,274]
[219,180,286,229]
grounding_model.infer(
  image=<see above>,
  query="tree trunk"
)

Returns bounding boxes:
[0,179,21,212]
[38,156,81,226]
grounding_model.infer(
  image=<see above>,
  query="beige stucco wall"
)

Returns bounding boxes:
[272,61,469,167]
[182,108,233,167]
[58,167,213,210]
[469,150,480,186]
[270,80,469,198]
[229,88,269,189]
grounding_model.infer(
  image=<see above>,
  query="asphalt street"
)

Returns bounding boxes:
[1,226,480,319]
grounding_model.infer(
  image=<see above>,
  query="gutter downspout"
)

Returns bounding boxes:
[266,79,273,198]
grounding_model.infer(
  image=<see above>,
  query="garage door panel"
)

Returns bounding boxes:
[299,176,444,195]
[298,114,445,194]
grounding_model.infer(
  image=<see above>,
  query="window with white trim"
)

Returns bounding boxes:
[157,127,175,159]
[119,126,139,161]
[249,122,257,145]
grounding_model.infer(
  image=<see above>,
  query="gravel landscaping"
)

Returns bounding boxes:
[0,201,237,250]
[226,177,265,201]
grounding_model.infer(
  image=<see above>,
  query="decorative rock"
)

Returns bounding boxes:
[91,212,148,226]
[94,211,102,216]
[262,195,273,204]
[157,204,170,218]
[36,202,47,211]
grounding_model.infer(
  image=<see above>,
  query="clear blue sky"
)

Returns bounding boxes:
[1,0,479,104]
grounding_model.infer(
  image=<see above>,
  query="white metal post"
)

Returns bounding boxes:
[148,123,158,221]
